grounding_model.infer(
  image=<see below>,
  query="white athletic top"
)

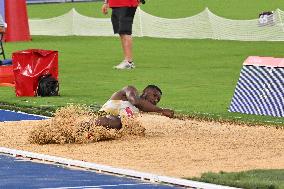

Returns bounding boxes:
[100,100,139,117]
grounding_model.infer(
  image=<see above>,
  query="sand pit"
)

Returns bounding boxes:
[28,105,145,144]
[0,114,283,178]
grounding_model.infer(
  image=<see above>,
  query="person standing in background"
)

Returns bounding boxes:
[102,0,139,69]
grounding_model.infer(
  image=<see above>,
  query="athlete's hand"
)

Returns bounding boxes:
[161,109,174,118]
[102,3,109,15]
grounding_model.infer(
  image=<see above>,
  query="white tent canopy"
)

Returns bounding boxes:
[29,8,284,41]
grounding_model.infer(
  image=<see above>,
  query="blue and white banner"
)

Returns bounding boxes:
[229,65,284,117]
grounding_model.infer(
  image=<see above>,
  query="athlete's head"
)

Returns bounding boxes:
[141,85,162,105]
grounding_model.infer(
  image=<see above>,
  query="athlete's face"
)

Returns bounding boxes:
[141,88,161,105]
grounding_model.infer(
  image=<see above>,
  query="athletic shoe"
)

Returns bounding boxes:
[113,60,135,69]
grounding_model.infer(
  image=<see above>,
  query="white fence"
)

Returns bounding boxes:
[29,8,284,41]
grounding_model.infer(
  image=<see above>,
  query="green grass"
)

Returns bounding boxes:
[1,1,283,125]
[141,0,284,19]
[2,36,284,125]
[190,169,284,189]
[27,0,284,19]
[27,1,107,18]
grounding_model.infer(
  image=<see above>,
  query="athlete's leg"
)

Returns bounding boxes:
[95,115,122,130]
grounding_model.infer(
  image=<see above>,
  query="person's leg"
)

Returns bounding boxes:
[111,8,119,34]
[113,7,137,69]
[95,115,122,130]
[120,34,133,62]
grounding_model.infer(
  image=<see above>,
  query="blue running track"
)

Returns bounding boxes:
[0,155,181,189]
[0,109,47,121]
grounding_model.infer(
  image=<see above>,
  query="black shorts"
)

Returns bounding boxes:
[111,7,137,35]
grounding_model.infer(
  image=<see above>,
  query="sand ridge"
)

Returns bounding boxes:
[0,114,283,178]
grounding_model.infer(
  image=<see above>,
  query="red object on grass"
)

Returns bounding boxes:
[0,65,14,86]
[12,49,58,96]
[4,0,31,42]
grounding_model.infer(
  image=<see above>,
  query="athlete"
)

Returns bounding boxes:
[96,85,174,129]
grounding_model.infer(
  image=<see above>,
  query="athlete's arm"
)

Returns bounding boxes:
[124,86,174,118]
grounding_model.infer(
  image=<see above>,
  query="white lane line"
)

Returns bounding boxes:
[40,183,152,189]
[0,147,240,189]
